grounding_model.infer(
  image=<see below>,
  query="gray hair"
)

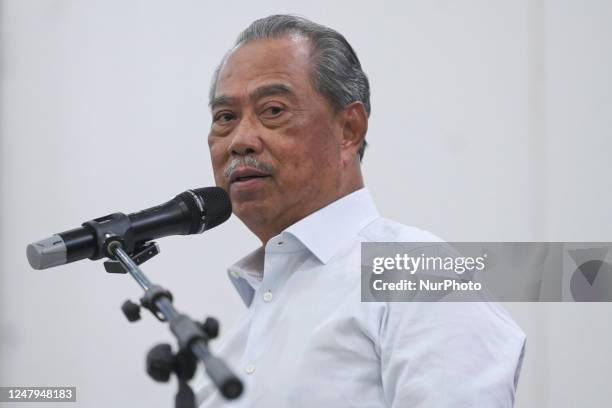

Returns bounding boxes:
[209,14,371,161]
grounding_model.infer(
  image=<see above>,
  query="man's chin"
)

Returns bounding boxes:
[233,200,274,228]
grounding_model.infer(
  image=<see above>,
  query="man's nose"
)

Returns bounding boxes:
[228,115,263,156]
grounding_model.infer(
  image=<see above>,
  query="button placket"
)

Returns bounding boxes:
[240,242,300,375]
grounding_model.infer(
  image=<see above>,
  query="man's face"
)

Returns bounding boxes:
[208,36,344,240]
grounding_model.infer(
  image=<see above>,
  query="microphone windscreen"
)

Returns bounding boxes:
[192,187,232,231]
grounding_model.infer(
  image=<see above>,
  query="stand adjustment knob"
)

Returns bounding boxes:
[147,343,175,382]
[201,317,219,339]
[122,300,141,322]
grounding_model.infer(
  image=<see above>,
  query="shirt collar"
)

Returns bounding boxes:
[229,188,381,270]
[284,187,380,264]
[227,188,380,305]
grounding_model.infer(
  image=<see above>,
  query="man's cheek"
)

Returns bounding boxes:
[208,139,226,159]
[209,160,226,188]
[217,172,230,190]
[213,174,224,188]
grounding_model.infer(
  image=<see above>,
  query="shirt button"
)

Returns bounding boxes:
[245,364,256,375]
[276,240,284,246]
[263,290,273,302]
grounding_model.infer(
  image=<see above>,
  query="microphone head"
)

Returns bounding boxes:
[188,187,232,232]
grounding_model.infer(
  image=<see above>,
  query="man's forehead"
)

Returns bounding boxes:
[211,36,313,101]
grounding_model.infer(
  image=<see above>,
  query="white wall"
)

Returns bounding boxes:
[1,1,611,407]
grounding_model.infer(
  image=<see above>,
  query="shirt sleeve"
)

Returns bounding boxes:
[379,301,526,407]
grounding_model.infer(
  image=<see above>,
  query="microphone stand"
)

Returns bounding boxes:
[103,240,243,408]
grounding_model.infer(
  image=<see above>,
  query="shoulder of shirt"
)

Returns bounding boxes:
[358,217,445,243]
[360,218,526,345]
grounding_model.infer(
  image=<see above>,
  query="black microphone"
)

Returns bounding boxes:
[26,187,232,270]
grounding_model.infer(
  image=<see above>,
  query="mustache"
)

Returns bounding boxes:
[223,156,274,179]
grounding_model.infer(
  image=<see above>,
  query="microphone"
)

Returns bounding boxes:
[26,187,232,270]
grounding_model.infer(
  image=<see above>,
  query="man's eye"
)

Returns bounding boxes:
[214,112,235,123]
[261,106,284,117]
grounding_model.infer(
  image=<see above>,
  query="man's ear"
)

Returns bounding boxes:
[339,101,368,163]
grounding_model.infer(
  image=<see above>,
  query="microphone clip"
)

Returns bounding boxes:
[103,241,160,274]
[82,212,135,259]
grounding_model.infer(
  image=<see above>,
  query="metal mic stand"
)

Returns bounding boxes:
[102,240,243,408]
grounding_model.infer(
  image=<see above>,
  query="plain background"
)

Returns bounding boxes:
[1,1,611,407]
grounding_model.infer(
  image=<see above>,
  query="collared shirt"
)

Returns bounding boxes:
[195,188,526,407]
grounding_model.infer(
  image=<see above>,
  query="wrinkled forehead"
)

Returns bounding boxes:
[212,35,314,103]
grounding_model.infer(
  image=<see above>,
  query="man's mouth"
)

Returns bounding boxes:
[229,167,271,185]
[233,175,268,182]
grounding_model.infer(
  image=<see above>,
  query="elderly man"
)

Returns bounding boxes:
[197,14,525,407]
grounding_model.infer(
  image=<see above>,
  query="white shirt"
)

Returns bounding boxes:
[195,188,526,407]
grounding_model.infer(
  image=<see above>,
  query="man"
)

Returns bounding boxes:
[196,14,525,407]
